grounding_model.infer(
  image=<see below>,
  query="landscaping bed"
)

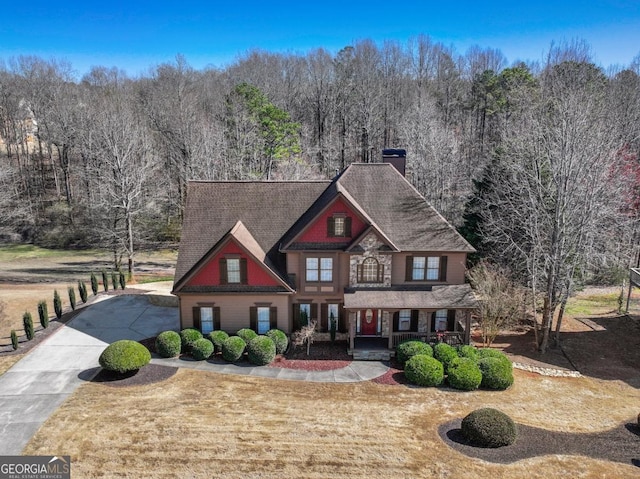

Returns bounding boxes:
[269,340,352,371]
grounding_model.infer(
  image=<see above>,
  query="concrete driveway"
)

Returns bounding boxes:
[0,294,178,455]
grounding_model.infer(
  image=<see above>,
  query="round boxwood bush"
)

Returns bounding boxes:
[180,328,203,353]
[155,331,181,358]
[209,330,229,353]
[222,336,246,362]
[237,328,258,344]
[477,348,509,361]
[461,408,517,448]
[99,340,151,374]
[396,340,433,366]
[247,335,276,366]
[457,345,479,361]
[266,329,288,354]
[479,357,514,390]
[447,357,483,391]
[404,354,444,387]
[191,338,214,360]
[433,342,459,372]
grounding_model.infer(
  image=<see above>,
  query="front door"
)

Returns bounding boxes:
[360,309,378,336]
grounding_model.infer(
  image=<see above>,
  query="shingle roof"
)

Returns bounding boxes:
[343,284,478,309]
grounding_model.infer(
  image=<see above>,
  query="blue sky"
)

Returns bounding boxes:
[2,1,639,77]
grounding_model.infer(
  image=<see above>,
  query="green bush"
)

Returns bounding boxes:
[102,269,109,292]
[265,329,288,354]
[119,272,126,289]
[447,357,482,391]
[37,300,49,329]
[111,271,119,290]
[10,330,18,350]
[90,272,99,296]
[479,357,514,390]
[78,280,88,303]
[209,330,230,353]
[99,340,151,374]
[457,345,479,361]
[433,342,458,372]
[23,312,34,341]
[247,336,276,366]
[53,289,62,319]
[477,348,508,360]
[404,354,444,387]
[396,340,432,366]
[155,331,182,358]
[180,328,203,353]
[222,336,246,362]
[461,408,517,448]
[237,328,258,344]
[191,338,214,360]
[68,286,76,311]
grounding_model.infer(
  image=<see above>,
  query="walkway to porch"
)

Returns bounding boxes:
[348,337,393,361]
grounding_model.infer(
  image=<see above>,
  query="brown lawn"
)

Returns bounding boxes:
[23,369,639,479]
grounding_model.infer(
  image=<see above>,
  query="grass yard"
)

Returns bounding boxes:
[24,369,638,479]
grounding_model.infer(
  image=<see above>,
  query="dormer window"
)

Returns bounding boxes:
[327,215,351,237]
[219,257,247,285]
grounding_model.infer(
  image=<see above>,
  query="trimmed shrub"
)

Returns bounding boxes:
[191,338,214,360]
[209,330,230,353]
[457,345,479,361]
[53,289,62,319]
[433,342,459,372]
[404,354,444,387]
[477,348,508,361]
[68,286,76,311]
[247,335,276,366]
[180,328,203,353]
[222,336,246,362]
[237,328,258,344]
[99,340,151,374]
[37,300,49,329]
[119,272,126,289]
[102,269,109,292]
[10,330,18,350]
[461,408,517,448]
[266,329,288,354]
[111,271,119,290]
[23,312,34,340]
[155,331,182,358]
[447,357,482,391]
[396,340,432,366]
[78,280,88,303]
[90,272,99,296]
[479,357,514,390]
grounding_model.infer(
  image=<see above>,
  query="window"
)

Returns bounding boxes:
[227,258,240,283]
[435,309,448,331]
[426,257,440,280]
[193,305,220,334]
[334,216,345,236]
[408,256,446,281]
[220,257,247,285]
[412,256,426,280]
[328,304,339,329]
[257,307,270,334]
[398,310,411,331]
[328,215,351,237]
[359,257,382,283]
[300,303,311,325]
[306,257,333,282]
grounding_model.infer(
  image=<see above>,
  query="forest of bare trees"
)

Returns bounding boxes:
[1,37,639,349]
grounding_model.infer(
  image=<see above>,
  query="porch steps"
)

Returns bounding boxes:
[349,349,393,361]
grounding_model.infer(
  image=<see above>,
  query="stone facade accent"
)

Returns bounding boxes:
[349,232,392,288]
[381,310,390,338]
[418,310,429,333]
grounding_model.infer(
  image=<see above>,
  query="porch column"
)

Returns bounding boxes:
[426,310,433,343]
[349,313,355,350]
[387,310,393,350]
[464,310,472,344]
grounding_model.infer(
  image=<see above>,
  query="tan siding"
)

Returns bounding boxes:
[286,253,300,289]
[392,252,467,285]
[179,294,290,333]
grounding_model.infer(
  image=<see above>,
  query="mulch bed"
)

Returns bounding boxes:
[91,364,178,387]
[439,418,640,467]
[371,358,409,385]
[269,340,352,371]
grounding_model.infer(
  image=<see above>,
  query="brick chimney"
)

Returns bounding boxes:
[382,149,406,176]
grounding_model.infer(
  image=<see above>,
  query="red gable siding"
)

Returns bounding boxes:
[186,240,281,287]
[297,197,367,243]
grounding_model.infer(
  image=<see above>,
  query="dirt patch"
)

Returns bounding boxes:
[269,340,352,370]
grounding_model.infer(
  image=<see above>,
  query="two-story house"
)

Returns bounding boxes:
[172,156,478,356]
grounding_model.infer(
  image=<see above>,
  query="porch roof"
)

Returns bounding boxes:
[343,284,478,310]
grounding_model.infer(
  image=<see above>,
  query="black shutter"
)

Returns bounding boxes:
[378,264,384,283]
[240,258,248,285]
[311,303,318,325]
[410,310,419,332]
[338,304,347,333]
[392,312,399,332]
[327,216,335,237]
[405,256,413,281]
[439,256,448,282]
[447,309,456,331]
[219,258,228,284]
[249,307,257,332]
[270,307,278,330]
[192,307,201,331]
[292,304,301,331]
[213,307,221,330]
[320,303,328,331]
[344,217,352,237]
[430,312,436,332]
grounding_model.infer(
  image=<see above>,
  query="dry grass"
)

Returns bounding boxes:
[24,369,638,479]
[0,353,23,375]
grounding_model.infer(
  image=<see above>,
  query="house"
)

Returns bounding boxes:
[172,152,478,356]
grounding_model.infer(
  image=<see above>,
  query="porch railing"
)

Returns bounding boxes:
[391,331,464,348]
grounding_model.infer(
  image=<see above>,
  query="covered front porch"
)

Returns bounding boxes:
[343,284,478,358]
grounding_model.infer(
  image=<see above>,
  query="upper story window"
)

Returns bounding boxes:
[306,257,333,282]
[327,215,351,237]
[407,255,447,282]
[358,257,384,283]
[227,258,241,283]
[219,257,247,285]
